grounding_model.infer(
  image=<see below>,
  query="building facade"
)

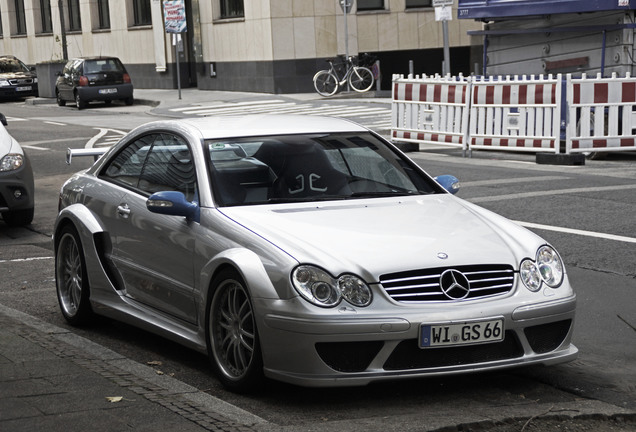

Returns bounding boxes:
[1,0,482,93]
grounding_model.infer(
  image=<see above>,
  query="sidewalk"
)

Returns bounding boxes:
[0,304,266,432]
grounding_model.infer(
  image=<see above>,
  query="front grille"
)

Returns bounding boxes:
[9,78,34,85]
[524,320,572,354]
[384,331,524,370]
[316,341,384,372]
[380,264,515,303]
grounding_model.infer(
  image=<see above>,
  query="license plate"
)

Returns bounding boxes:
[16,86,32,91]
[99,88,117,94]
[420,318,504,348]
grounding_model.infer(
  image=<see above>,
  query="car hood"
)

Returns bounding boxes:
[0,125,20,156]
[0,71,35,79]
[219,195,545,282]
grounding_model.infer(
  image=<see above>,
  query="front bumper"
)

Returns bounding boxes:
[258,294,578,387]
[0,84,39,99]
[0,155,34,213]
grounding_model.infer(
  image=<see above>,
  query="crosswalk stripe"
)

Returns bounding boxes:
[167,100,392,130]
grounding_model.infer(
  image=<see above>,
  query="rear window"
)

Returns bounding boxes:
[83,59,124,74]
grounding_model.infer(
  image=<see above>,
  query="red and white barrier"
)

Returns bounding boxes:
[566,73,636,154]
[469,75,562,153]
[392,74,471,152]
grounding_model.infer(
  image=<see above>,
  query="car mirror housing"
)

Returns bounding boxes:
[147,191,200,222]
[434,175,460,195]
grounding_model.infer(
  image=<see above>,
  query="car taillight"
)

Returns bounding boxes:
[123,73,131,83]
[79,76,89,86]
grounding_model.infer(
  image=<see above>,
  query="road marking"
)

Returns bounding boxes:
[44,121,67,126]
[0,256,53,264]
[469,184,636,203]
[5,116,27,122]
[462,176,570,187]
[516,221,636,244]
[22,145,50,151]
[85,127,127,149]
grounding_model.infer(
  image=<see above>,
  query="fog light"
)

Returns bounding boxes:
[13,188,23,199]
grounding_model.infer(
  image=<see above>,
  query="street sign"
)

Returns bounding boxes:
[163,0,187,33]
[339,0,353,13]
[435,6,453,21]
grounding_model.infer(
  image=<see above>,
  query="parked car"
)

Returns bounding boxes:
[0,55,38,100]
[0,113,34,226]
[54,115,577,391]
[55,56,133,109]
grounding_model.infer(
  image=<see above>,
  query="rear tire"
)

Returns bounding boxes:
[55,224,94,325]
[124,97,133,106]
[349,66,374,92]
[75,92,86,110]
[206,268,263,392]
[313,71,338,97]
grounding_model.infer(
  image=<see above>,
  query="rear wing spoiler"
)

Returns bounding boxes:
[66,147,108,164]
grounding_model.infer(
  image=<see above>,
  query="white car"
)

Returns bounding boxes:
[0,113,34,226]
[54,115,577,391]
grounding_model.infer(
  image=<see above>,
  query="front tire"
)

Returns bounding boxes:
[313,71,338,97]
[55,224,93,325]
[207,269,263,392]
[56,89,66,107]
[349,66,374,92]
[2,207,34,226]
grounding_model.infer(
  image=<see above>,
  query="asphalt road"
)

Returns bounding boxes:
[1,97,635,430]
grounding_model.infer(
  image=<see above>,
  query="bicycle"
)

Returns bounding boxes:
[313,56,374,97]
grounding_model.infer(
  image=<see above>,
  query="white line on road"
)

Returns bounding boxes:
[469,184,636,203]
[44,121,67,126]
[516,221,636,244]
[0,256,53,264]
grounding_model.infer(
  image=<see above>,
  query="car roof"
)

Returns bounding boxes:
[149,115,369,140]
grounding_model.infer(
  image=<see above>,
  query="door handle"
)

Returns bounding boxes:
[117,204,131,218]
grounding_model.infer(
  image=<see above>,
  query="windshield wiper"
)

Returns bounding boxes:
[347,191,420,198]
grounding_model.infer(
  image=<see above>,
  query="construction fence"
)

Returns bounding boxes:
[391,72,636,156]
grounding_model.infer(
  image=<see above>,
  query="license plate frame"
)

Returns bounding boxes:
[419,318,504,348]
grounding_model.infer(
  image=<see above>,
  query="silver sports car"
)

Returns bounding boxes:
[54,115,577,391]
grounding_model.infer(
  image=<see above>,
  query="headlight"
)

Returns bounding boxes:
[520,245,564,291]
[292,265,372,308]
[0,79,10,87]
[0,154,24,171]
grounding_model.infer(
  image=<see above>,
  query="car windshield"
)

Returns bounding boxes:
[83,59,123,74]
[0,58,29,73]
[205,132,440,206]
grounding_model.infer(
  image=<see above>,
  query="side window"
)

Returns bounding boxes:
[102,135,156,188]
[138,134,197,201]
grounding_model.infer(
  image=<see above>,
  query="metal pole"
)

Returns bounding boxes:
[58,0,68,60]
[175,34,182,100]
[442,19,451,76]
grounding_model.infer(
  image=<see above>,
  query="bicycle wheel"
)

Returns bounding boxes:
[349,66,374,92]
[313,71,339,97]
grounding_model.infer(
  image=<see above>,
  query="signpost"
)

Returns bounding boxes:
[433,0,453,76]
[163,0,187,99]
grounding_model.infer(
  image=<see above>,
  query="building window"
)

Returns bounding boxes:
[97,0,110,29]
[405,0,432,7]
[357,0,384,11]
[220,0,244,19]
[40,0,53,33]
[14,0,27,35]
[133,0,152,26]
[67,0,82,31]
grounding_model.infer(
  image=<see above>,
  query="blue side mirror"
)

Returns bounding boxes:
[147,191,200,222]
[434,175,460,195]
